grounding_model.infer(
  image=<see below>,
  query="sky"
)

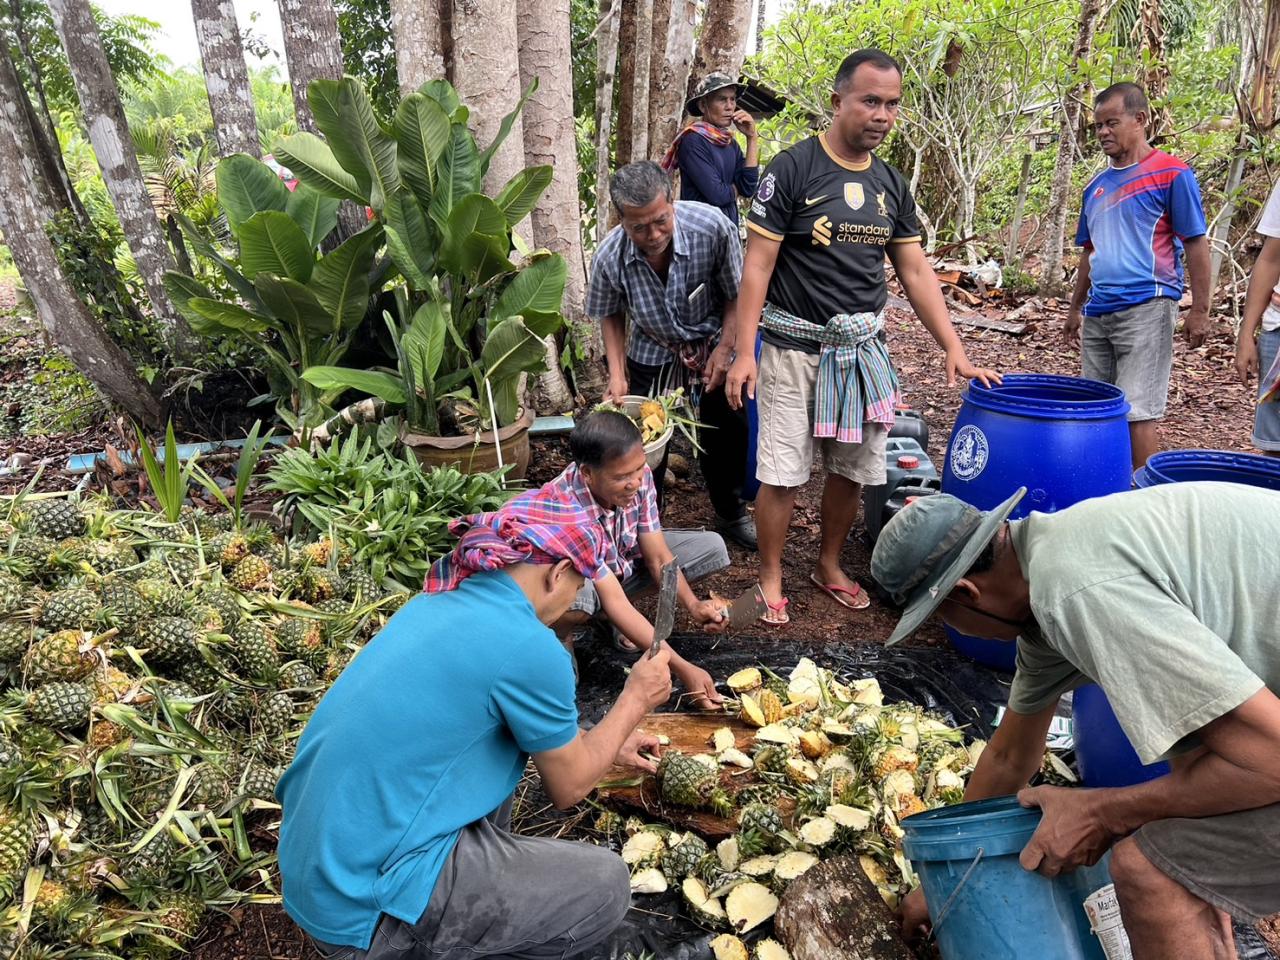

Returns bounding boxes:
[93,0,781,76]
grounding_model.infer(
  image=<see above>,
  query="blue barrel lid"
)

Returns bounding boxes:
[1139,449,1280,491]
[963,374,1130,422]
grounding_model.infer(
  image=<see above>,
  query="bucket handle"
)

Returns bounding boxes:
[925,846,985,943]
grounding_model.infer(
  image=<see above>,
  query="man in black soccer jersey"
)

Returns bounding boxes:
[725,49,999,626]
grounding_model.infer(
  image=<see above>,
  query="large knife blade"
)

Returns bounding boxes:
[728,583,768,630]
[648,559,679,658]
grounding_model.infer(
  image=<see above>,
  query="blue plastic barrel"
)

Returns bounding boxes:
[902,796,1115,960]
[1075,448,1280,788]
[941,375,1132,670]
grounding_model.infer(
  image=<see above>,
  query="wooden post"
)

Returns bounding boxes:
[1006,151,1033,264]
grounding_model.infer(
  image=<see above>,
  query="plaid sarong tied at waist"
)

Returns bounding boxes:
[760,303,900,444]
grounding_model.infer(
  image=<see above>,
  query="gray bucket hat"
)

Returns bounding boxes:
[687,73,738,116]
[871,487,1026,646]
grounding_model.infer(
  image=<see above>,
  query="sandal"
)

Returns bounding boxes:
[611,627,642,654]
[809,574,871,611]
[759,595,790,626]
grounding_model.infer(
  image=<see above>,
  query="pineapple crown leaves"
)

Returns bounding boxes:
[196,419,276,532]
[133,419,226,526]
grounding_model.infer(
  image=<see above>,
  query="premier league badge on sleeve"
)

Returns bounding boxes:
[758,173,776,202]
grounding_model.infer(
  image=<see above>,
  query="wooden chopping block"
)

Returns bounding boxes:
[775,855,916,960]
[594,712,771,839]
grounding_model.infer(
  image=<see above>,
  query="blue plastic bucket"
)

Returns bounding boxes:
[1076,449,1280,788]
[902,796,1115,960]
[941,375,1132,670]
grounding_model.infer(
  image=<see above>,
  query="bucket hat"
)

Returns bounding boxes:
[686,73,738,116]
[871,488,1026,646]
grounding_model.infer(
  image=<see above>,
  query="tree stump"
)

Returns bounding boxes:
[774,855,916,960]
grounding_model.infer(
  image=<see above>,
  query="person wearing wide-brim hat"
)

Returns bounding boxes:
[659,72,759,225]
[871,483,1280,959]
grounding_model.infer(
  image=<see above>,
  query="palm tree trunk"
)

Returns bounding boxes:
[46,0,197,359]
[192,0,261,158]
[0,90,162,422]
[451,0,526,197]
[390,0,450,94]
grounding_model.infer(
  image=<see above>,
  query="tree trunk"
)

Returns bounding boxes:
[452,0,526,197]
[615,0,637,167]
[0,49,61,222]
[516,0,587,408]
[1038,0,1103,291]
[594,0,620,244]
[957,179,979,267]
[1138,0,1173,137]
[1249,0,1280,130]
[47,0,196,358]
[692,0,752,84]
[193,0,261,158]
[648,0,697,153]
[629,0,653,162]
[1006,151,1032,263]
[0,93,162,422]
[754,0,766,54]
[391,0,450,95]
[774,855,916,960]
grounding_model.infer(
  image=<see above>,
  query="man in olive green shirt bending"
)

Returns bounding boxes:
[871,482,1280,960]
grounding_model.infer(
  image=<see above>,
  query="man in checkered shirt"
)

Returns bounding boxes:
[586,161,756,550]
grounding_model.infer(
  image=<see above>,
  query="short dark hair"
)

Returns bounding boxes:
[609,161,672,213]
[964,525,1007,577]
[1095,82,1149,116]
[570,410,643,468]
[834,49,902,92]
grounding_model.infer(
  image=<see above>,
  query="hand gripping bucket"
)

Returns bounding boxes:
[901,796,1116,960]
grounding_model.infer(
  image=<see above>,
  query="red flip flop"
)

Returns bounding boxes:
[759,594,790,626]
[809,574,870,611]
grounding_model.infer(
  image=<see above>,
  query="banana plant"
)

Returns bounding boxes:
[272,76,565,432]
[161,153,387,439]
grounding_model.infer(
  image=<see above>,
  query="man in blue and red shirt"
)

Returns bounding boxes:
[1064,82,1211,470]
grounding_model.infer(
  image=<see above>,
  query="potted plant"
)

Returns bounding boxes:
[275,76,565,478]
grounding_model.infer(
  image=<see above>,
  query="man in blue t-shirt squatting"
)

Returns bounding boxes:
[1064,82,1212,472]
[275,511,674,960]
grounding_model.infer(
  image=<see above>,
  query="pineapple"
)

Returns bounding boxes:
[136,579,188,617]
[231,621,278,679]
[0,804,35,899]
[28,681,92,728]
[229,554,271,590]
[0,619,32,663]
[138,617,201,666]
[710,934,750,960]
[593,810,622,837]
[302,567,345,602]
[99,579,151,633]
[22,499,85,539]
[212,532,249,569]
[277,660,317,692]
[660,833,708,883]
[755,939,792,960]
[299,539,333,566]
[874,745,920,780]
[25,629,97,681]
[32,877,72,916]
[256,691,294,739]
[84,539,138,574]
[736,804,783,845]
[238,760,279,800]
[0,572,29,616]
[345,566,382,600]
[120,831,174,886]
[187,763,230,808]
[660,752,732,815]
[88,719,128,751]
[38,588,100,631]
[681,876,727,927]
[200,586,242,627]
[725,882,778,933]
[276,617,325,669]
[153,890,205,944]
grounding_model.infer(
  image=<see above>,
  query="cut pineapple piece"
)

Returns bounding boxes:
[824,804,873,831]
[787,674,822,707]
[754,723,798,745]
[739,854,779,877]
[621,830,665,865]
[788,657,819,681]
[798,816,837,846]
[718,747,753,769]
[682,877,727,925]
[755,939,792,960]
[716,836,740,872]
[798,730,831,759]
[725,881,778,933]
[850,677,884,705]
[739,693,766,728]
[710,726,737,753]
[710,933,750,960]
[785,756,819,785]
[726,667,762,693]
[773,850,819,881]
[630,868,668,894]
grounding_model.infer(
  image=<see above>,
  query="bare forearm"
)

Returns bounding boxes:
[736,251,770,349]
[1069,253,1092,313]
[964,743,1043,801]
[563,691,649,802]
[744,135,759,170]
[719,298,739,349]
[1242,243,1280,339]
[898,262,963,353]
[602,314,627,379]
[1184,236,1211,313]
[1101,751,1280,834]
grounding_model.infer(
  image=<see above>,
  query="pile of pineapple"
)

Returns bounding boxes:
[0,494,410,958]
[595,658,990,960]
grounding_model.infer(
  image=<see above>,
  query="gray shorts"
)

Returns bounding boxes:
[1081,298,1177,422]
[1252,328,1280,452]
[755,341,889,488]
[1134,802,1280,923]
[570,529,730,617]
[311,798,631,959]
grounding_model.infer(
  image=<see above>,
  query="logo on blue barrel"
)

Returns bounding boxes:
[949,425,989,481]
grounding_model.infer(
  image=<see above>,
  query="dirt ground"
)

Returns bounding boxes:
[181,306,1279,960]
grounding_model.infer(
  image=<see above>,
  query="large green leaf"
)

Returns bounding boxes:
[273,133,366,203]
[439,195,513,279]
[478,79,538,178]
[479,317,548,426]
[300,366,408,404]
[174,214,264,312]
[238,211,316,283]
[309,78,400,213]
[494,166,552,227]
[383,191,437,289]
[216,153,289,235]
[311,225,383,332]
[520,310,564,338]
[254,274,333,336]
[418,79,462,120]
[395,93,451,209]
[187,298,271,335]
[491,255,567,322]
[428,123,481,228]
[163,271,217,326]
[286,185,341,247]
[404,299,448,385]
